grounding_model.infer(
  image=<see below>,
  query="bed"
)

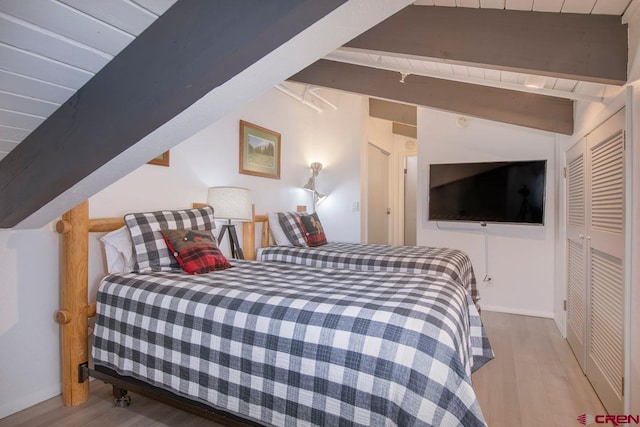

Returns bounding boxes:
[57,202,493,426]
[250,209,479,303]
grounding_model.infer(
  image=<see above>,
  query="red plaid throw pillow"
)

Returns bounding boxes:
[299,213,327,247]
[161,229,231,275]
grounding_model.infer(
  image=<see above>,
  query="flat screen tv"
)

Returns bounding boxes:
[429,160,547,225]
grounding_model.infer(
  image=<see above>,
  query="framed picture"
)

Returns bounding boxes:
[147,151,170,167]
[239,120,281,179]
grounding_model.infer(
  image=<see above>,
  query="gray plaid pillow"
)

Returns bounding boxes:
[125,206,216,273]
[277,211,307,247]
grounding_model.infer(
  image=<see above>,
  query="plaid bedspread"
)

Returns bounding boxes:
[258,243,479,302]
[93,261,493,426]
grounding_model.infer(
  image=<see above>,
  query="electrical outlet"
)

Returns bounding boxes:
[352,202,360,212]
[483,275,493,287]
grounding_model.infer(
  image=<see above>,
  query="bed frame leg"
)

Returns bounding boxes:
[112,385,132,407]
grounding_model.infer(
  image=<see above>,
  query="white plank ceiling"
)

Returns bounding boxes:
[0,0,633,162]
[0,0,177,162]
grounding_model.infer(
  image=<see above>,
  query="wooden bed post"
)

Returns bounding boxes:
[243,205,256,261]
[55,201,90,406]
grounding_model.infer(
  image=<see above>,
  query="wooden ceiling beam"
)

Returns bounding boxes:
[290,60,574,135]
[344,5,627,85]
[369,98,417,125]
[0,0,348,228]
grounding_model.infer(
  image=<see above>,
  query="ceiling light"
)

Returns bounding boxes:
[523,75,546,89]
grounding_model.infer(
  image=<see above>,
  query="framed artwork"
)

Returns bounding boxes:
[147,151,170,167]
[239,120,281,179]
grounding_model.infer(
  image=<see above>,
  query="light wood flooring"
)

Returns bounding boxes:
[1,311,605,427]
[472,311,605,427]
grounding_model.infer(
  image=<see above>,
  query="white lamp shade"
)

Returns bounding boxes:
[207,187,252,222]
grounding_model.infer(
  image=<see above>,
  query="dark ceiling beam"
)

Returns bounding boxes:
[290,60,573,135]
[344,5,627,85]
[392,122,417,139]
[369,98,416,125]
[0,0,347,228]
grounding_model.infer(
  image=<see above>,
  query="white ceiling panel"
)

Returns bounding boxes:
[500,70,520,84]
[532,0,563,12]
[483,68,501,81]
[553,78,578,91]
[0,125,31,142]
[0,14,111,72]
[0,0,134,55]
[467,67,486,79]
[0,70,74,103]
[480,0,506,8]
[562,0,597,13]
[505,0,533,11]
[0,90,59,117]
[0,139,18,152]
[59,0,156,36]
[576,81,606,97]
[131,0,177,16]
[421,61,440,73]
[0,108,45,130]
[436,62,455,74]
[0,43,93,88]
[456,0,480,7]
[434,0,457,6]
[452,64,470,76]
[592,0,632,15]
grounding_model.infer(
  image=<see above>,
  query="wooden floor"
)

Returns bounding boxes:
[1,312,604,427]
[472,311,605,427]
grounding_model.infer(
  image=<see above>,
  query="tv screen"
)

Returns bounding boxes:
[429,160,546,225]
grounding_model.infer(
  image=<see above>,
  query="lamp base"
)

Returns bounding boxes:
[218,224,244,259]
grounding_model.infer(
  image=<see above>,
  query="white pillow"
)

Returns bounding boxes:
[268,212,293,246]
[100,226,134,274]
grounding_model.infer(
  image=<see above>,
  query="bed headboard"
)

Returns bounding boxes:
[244,205,307,258]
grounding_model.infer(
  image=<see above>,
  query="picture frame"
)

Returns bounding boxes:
[239,120,281,179]
[147,151,170,167]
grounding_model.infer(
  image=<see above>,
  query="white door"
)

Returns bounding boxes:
[368,143,390,244]
[566,139,587,371]
[585,110,625,415]
[404,156,417,246]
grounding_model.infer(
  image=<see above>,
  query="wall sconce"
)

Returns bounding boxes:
[303,162,327,208]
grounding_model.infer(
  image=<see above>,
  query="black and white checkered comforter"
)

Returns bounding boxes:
[93,261,493,426]
[257,243,479,303]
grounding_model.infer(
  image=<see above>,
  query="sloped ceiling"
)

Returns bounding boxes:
[0,0,633,228]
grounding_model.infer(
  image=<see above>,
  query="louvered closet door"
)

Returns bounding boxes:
[586,110,625,415]
[566,140,587,370]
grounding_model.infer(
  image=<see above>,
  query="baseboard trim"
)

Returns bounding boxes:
[481,305,554,319]
[0,383,60,419]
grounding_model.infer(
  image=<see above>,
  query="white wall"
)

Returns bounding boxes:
[311,91,365,243]
[417,109,557,318]
[0,87,366,418]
